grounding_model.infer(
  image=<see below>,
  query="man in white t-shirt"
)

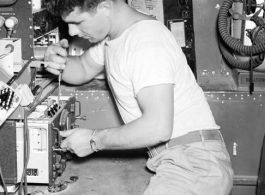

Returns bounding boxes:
[44,0,234,194]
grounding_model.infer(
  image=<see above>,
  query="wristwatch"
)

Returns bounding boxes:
[90,130,99,152]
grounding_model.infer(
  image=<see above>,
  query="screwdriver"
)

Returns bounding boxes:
[58,70,63,108]
[57,42,68,107]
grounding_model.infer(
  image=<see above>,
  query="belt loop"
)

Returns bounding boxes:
[152,146,158,156]
[147,147,153,158]
[165,142,169,149]
[199,130,205,147]
[218,130,226,145]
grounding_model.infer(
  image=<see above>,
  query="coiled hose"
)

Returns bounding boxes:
[218,0,265,69]
[219,40,264,69]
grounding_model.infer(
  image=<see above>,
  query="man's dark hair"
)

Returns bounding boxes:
[56,0,106,15]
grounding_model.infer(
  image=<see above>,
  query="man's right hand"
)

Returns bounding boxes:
[44,39,69,75]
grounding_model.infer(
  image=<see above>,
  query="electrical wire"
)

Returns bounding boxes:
[0,166,8,195]
[250,47,254,94]
[28,85,44,110]
[7,58,36,86]
[18,107,30,195]
[28,67,38,89]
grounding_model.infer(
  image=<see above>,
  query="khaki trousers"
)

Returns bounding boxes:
[143,141,234,195]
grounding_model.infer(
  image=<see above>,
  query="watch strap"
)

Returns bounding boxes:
[90,130,99,152]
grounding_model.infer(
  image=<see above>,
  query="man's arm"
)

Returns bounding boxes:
[61,50,104,85]
[59,83,174,156]
[44,39,104,85]
[96,83,174,150]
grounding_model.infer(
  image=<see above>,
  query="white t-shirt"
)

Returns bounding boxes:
[90,20,220,138]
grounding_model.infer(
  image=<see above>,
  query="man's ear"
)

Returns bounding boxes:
[97,0,111,17]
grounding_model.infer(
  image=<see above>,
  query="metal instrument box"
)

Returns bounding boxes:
[0,96,77,186]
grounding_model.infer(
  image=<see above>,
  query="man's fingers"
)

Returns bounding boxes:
[52,45,68,58]
[60,139,68,149]
[49,53,68,64]
[45,62,65,75]
[45,61,66,69]
[60,129,75,137]
[59,39,69,49]
[45,67,60,75]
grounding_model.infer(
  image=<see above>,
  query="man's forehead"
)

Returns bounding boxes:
[62,7,83,22]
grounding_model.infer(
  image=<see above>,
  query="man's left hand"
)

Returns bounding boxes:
[60,128,94,157]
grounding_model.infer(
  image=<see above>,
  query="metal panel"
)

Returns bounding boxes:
[0,0,34,60]
[230,186,256,195]
[0,121,17,184]
[206,91,265,186]
[193,0,224,73]
[60,80,124,130]
[193,0,237,91]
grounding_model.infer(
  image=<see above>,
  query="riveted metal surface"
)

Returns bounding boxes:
[61,83,123,130]
[60,80,265,193]
[205,91,265,102]
[193,0,240,91]
[207,91,265,186]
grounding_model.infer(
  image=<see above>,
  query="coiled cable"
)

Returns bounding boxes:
[218,0,265,69]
